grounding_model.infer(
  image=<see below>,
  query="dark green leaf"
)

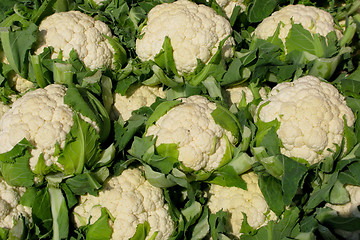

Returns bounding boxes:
[0,139,34,187]
[282,156,307,205]
[258,174,285,216]
[248,0,278,23]
[86,208,113,240]
[65,172,102,196]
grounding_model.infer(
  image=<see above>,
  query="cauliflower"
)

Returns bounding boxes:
[0,84,97,171]
[146,95,236,171]
[254,5,341,44]
[208,171,277,236]
[326,185,360,240]
[112,85,165,121]
[135,0,235,75]
[225,85,267,105]
[215,0,246,18]
[0,101,10,119]
[0,178,31,229]
[73,167,175,239]
[256,75,355,165]
[7,72,35,93]
[35,11,115,70]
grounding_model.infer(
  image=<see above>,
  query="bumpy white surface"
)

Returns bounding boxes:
[215,0,246,18]
[257,76,355,165]
[35,11,114,70]
[136,0,235,75]
[112,85,165,121]
[0,84,74,171]
[254,5,340,43]
[8,72,34,93]
[0,179,31,229]
[226,85,267,105]
[0,102,10,119]
[146,95,235,171]
[326,185,360,240]
[208,172,277,236]
[73,167,175,240]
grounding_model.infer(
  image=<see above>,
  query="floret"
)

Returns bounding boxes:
[208,171,277,236]
[256,75,355,164]
[0,178,31,229]
[254,5,341,44]
[146,95,236,171]
[111,85,165,121]
[35,11,115,70]
[73,167,175,239]
[136,0,235,75]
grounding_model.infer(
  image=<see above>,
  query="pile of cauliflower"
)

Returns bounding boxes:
[0,0,359,239]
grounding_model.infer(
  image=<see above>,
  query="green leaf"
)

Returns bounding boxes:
[207,166,247,189]
[86,208,113,240]
[182,201,202,228]
[64,86,110,143]
[103,35,127,70]
[65,172,102,196]
[281,156,308,205]
[20,187,37,207]
[248,0,278,23]
[0,22,38,76]
[202,76,224,100]
[129,221,152,240]
[48,186,69,240]
[154,36,178,77]
[0,138,34,187]
[285,24,329,58]
[188,37,228,86]
[316,207,360,232]
[58,114,100,175]
[32,187,52,237]
[254,118,281,155]
[304,172,338,212]
[211,103,241,143]
[114,114,147,152]
[143,164,176,188]
[209,210,229,240]
[7,216,27,240]
[258,174,285,216]
[191,207,209,240]
[329,180,350,204]
[151,65,183,88]
[0,228,8,240]
[220,58,243,86]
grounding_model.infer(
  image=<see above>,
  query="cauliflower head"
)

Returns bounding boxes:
[0,84,97,171]
[225,85,267,105]
[112,85,165,121]
[215,0,246,18]
[135,0,235,75]
[35,11,115,70]
[326,185,360,240]
[256,75,355,165]
[146,95,236,171]
[208,171,277,236]
[0,178,31,229]
[254,5,340,44]
[73,167,175,240]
